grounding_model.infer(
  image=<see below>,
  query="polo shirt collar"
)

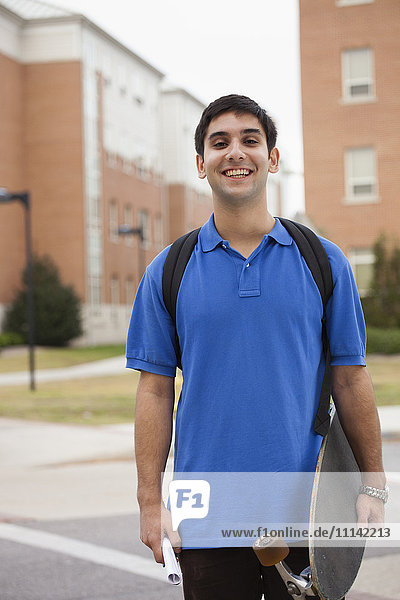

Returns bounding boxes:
[199,213,293,252]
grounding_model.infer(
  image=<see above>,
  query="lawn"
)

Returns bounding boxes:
[0,354,397,425]
[365,354,400,407]
[0,369,183,425]
[0,345,125,373]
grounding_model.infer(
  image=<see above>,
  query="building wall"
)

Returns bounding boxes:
[0,4,216,344]
[103,160,163,298]
[300,0,400,255]
[0,52,25,305]
[160,89,213,242]
[23,60,86,299]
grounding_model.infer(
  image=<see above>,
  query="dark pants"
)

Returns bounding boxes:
[179,546,316,600]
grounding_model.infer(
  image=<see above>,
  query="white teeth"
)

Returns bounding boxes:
[224,169,251,177]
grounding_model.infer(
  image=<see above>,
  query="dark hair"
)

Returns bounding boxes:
[194,94,277,158]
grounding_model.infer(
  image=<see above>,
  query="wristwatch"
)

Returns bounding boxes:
[359,484,389,503]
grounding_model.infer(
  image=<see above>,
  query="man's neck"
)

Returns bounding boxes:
[213,202,276,258]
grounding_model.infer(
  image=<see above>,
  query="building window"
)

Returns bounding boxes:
[123,204,133,246]
[125,277,135,306]
[138,209,150,249]
[109,200,119,242]
[110,275,120,305]
[348,248,374,296]
[154,214,163,250]
[118,65,127,96]
[336,0,374,6]
[344,147,378,204]
[89,276,102,306]
[342,48,375,102]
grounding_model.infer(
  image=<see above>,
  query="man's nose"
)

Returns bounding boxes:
[225,141,246,161]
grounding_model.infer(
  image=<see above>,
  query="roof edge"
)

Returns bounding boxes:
[2,6,164,78]
[161,86,206,108]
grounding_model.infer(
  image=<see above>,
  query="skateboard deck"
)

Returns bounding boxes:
[309,406,366,600]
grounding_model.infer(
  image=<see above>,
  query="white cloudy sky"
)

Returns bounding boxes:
[48,0,304,214]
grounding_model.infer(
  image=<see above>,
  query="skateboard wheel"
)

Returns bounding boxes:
[253,535,289,566]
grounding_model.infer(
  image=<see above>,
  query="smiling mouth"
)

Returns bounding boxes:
[222,168,253,179]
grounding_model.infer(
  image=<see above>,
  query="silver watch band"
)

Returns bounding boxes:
[359,484,389,503]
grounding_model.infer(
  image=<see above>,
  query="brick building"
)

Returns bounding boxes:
[0,0,212,343]
[299,0,400,293]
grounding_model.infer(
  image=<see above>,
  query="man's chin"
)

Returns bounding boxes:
[215,190,263,208]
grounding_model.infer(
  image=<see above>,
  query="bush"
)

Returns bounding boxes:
[363,235,400,329]
[0,332,24,349]
[366,327,400,355]
[2,254,83,346]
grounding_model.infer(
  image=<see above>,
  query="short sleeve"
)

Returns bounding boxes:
[326,258,366,367]
[126,253,177,377]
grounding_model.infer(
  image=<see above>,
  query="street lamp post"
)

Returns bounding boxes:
[118,224,145,281]
[0,189,35,391]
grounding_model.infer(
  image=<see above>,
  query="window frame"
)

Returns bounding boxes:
[341,47,375,104]
[348,248,374,296]
[138,209,151,250]
[109,200,119,243]
[336,0,374,6]
[344,146,379,205]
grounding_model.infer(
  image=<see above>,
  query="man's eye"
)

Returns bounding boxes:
[245,139,258,144]
[213,141,227,148]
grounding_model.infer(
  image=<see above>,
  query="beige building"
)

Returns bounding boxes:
[0,0,212,343]
[299,0,400,293]
[160,87,213,242]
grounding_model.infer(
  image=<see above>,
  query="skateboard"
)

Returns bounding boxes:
[309,406,365,599]
[254,407,365,599]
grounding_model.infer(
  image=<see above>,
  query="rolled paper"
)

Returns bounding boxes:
[253,535,289,566]
[162,537,182,585]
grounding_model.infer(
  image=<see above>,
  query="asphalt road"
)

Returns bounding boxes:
[0,417,399,600]
[0,514,183,600]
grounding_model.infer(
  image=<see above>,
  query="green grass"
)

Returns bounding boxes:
[0,345,125,373]
[0,370,183,426]
[366,354,400,406]
[0,354,397,426]
[0,372,138,425]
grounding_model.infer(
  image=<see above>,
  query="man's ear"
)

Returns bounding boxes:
[268,148,280,174]
[196,154,207,179]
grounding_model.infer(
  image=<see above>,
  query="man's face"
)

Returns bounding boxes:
[196,111,279,206]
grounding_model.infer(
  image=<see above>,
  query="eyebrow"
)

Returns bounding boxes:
[208,128,263,141]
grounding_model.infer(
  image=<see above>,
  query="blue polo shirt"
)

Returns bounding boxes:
[126,214,366,475]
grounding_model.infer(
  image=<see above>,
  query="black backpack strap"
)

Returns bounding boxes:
[162,228,201,369]
[279,218,333,437]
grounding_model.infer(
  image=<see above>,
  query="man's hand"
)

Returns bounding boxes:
[140,503,182,564]
[356,494,385,525]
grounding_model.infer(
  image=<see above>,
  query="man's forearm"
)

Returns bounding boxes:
[135,372,175,507]
[332,365,386,488]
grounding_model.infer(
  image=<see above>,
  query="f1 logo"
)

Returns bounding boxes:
[169,480,210,530]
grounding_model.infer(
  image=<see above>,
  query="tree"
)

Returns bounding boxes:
[362,235,400,329]
[3,254,83,346]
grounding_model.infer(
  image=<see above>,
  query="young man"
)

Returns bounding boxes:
[126,95,386,599]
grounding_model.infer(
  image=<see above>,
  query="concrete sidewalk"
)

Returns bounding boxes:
[0,355,126,386]
[0,405,398,470]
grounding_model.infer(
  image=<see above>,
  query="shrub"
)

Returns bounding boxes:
[363,235,400,329]
[0,332,24,348]
[2,254,83,346]
[366,327,400,355]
